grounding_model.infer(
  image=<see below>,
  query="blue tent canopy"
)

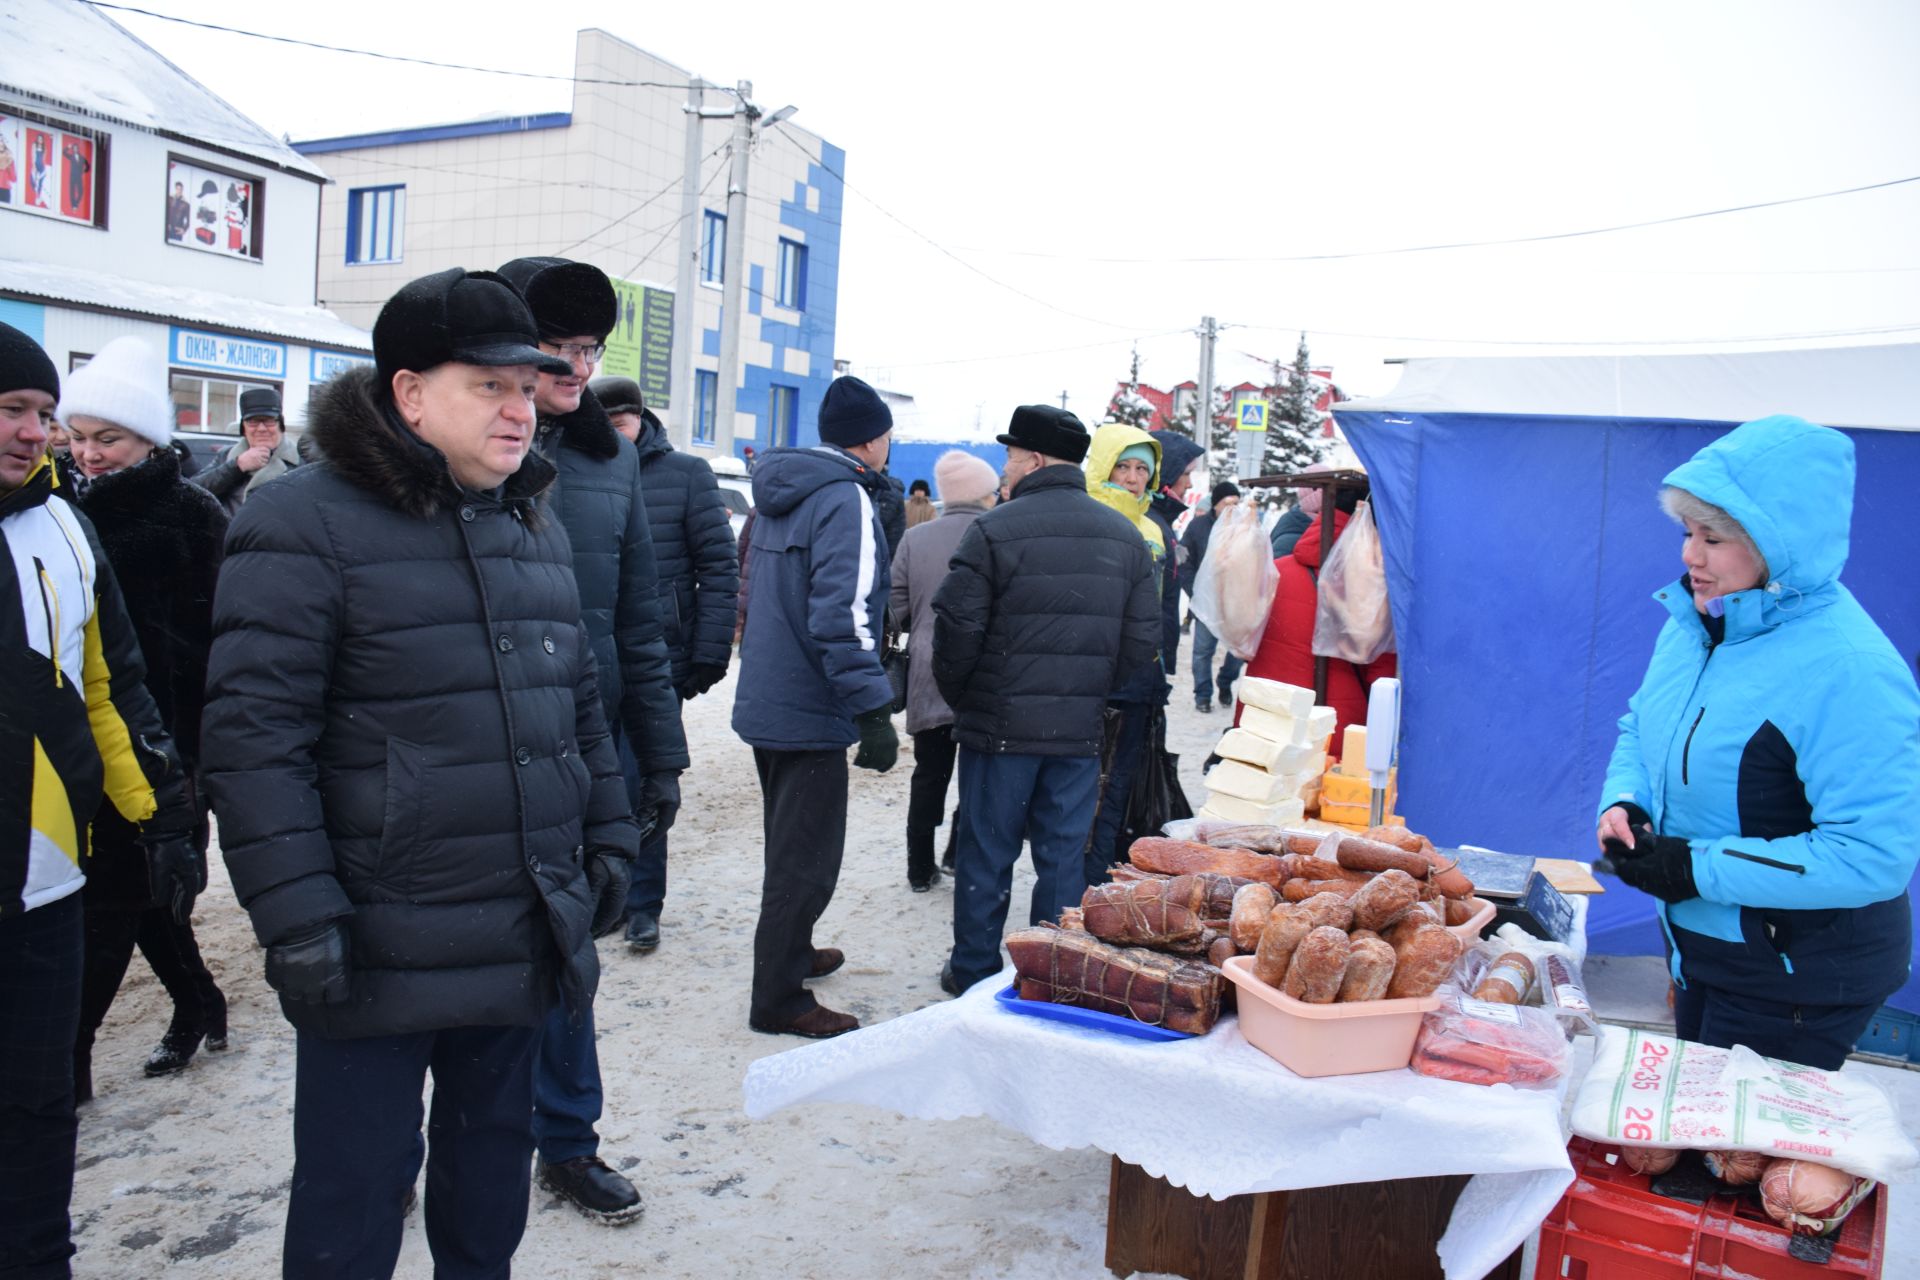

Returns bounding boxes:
[1336,344,1920,1013]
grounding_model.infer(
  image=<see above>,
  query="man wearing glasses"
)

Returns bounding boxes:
[497,256,687,1227]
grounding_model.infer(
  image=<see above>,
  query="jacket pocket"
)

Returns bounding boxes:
[377,737,430,892]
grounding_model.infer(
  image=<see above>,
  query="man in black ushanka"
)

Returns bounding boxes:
[202,268,639,1279]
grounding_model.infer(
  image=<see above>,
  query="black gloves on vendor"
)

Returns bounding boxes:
[1610,824,1700,903]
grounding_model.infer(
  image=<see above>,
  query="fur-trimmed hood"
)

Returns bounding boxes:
[308,365,556,520]
[536,383,623,463]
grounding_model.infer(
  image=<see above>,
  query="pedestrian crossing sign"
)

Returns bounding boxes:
[1237,400,1269,431]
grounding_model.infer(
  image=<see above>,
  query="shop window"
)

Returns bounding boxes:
[0,105,108,229]
[346,185,405,264]
[776,239,807,310]
[166,154,264,260]
[169,371,278,433]
[768,383,797,448]
[695,370,717,444]
[701,210,726,284]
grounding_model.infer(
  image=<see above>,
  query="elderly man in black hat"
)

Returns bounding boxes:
[931,406,1160,996]
[494,255,687,1225]
[201,268,640,1278]
[192,386,304,513]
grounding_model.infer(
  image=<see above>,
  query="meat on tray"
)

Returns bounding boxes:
[1005,927,1224,1035]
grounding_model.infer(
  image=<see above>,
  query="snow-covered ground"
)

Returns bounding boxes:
[69,664,1918,1277]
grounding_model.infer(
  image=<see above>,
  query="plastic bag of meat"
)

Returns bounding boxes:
[1409,991,1569,1089]
[1759,1158,1876,1235]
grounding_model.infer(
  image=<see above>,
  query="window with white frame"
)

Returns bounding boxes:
[768,383,797,448]
[776,239,807,310]
[695,370,717,444]
[346,185,404,265]
[701,210,726,284]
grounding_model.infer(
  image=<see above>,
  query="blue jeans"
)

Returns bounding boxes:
[949,749,1101,991]
[530,999,602,1164]
[1191,619,1242,705]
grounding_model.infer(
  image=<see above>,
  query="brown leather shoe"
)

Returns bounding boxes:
[749,1005,859,1039]
[807,947,845,979]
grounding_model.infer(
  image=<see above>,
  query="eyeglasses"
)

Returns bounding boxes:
[543,342,606,362]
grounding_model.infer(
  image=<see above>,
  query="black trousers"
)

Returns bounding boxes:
[75,902,224,1072]
[0,892,83,1280]
[1672,980,1878,1072]
[750,748,848,1024]
[906,726,959,881]
[283,1024,539,1280]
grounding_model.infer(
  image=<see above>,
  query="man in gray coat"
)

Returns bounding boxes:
[888,450,999,891]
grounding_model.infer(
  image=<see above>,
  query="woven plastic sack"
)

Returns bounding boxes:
[1189,502,1280,660]
[1312,499,1394,664]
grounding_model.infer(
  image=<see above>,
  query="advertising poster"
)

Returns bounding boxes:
[167,157,258,259]
[603,278,675,411]
[0,110,94,224]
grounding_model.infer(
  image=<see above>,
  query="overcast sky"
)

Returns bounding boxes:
[107,0,1920,435]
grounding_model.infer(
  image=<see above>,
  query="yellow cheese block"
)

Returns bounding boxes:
[1318,769,1396,808]
[1336,725,1368,774]
[1317,800,1406,827]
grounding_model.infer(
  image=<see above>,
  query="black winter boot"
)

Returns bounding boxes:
[538,1155,644,1225]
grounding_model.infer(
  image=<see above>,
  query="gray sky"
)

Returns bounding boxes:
[107,0,1920,435]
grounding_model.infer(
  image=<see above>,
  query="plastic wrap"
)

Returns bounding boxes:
[1311,498,1395,664]
[1189,502,1281,659]
[1409,990,1570,1089]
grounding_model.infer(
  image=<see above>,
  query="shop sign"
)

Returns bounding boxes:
[311,349,373,383]
[170,327,287,378]
[603,278,675,410]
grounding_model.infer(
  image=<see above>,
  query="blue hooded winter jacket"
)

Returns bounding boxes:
[732,446,894,751]
[1599,415,1920,1007]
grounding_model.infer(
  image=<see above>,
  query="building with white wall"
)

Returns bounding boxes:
[0,0,368,436]
[295,28,844,466]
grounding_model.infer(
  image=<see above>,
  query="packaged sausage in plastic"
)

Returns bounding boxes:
[1410,990,1570,1089]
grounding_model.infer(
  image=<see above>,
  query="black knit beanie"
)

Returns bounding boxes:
[1211,481,1241,506]
[0,322,60,400]
[818,375,893,447]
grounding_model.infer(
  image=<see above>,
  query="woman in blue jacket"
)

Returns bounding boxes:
[1598,415,1919,1070]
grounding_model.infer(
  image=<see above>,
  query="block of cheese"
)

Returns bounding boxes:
[1204,759,1293,805]
[1318,768,1396,808]
[1233,677,1315,720]
[1335,725,1368,774]
[1318,800,1406,828]
[1239,704,1338,749]
[1215,728,1322,776]
[1198,793,1307,827]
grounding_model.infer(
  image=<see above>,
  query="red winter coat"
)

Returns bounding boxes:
[1236,508,1396,761]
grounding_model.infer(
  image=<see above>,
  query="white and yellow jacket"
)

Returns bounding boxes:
[2,457,184,915]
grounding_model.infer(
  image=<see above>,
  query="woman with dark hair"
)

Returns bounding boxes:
[1597,415,1920,1070]
[56,337,230,1095]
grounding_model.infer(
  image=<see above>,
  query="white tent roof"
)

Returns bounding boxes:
[0,0,327,180]
[1338,343,1920,432]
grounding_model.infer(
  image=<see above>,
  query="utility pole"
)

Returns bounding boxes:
[712,80,755,461]
[670,77,706,451]
[1196,315,1217,472]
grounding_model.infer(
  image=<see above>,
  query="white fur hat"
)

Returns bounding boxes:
[934,449,999,507]
[58,336,173,447]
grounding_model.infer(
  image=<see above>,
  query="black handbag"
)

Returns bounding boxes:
[1118,705,1193,856]
[882,617,910,716]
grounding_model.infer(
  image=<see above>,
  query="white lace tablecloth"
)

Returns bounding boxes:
[745,976,1579,1280]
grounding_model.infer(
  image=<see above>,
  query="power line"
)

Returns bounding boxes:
[942,173,1920,265]
[1225,319,1920,347]
[84,2,696,88]
[550,139,726,259]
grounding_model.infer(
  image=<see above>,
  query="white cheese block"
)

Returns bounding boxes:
[1238,704,1340,749]
[1233,676,1315,719]
[1214,728,1323,776]
[1204,759,1293,804]
[1198,792,1307,826]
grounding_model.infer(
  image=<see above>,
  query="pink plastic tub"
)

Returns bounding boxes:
[1221,955,1443,1077]
[1447,897,1496,942]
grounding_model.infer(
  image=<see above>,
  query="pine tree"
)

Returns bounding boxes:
[1168,385,1236,485]
[1103,347,1156,429]
[1262,333,1328,477]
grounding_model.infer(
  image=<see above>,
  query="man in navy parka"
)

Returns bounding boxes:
[1599,414,1920,1069]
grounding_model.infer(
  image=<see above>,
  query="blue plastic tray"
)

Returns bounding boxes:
[994,984,1195,1042]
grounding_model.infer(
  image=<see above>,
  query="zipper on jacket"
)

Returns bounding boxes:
[33,556,62,687]
[1724,849,1806,875]
[1680,706,1705,785]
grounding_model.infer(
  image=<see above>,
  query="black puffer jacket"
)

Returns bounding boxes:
[535,390,689,774]
[630,416,738,689]
[931,464,1160,756]
[201,367,640,1039]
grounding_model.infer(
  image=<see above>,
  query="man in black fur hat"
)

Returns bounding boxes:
[495,255,686,1226]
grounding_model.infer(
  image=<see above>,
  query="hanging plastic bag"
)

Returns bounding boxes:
[1189,502,1281,660]
[1312,499,1395,664]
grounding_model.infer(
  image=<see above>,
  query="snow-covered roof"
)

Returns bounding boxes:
[0,257,370,352]
[1337,344,1920,432]
[0,0,327,180]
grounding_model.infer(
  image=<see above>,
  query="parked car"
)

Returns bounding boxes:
[711,455,752,539]
[172,429,236,478]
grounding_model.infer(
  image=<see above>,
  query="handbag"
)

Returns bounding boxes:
[882,616,910,716]
[1118,705,1193,858]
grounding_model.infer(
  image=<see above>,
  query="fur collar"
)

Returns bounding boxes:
[538,384,621,462]
[310,366,556,521]
[73,442,184,514]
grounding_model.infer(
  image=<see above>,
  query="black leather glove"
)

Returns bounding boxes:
[141,833,206,925]
[680,663,728,699]
[586,850,632,939]
[265,920,352,1005]
[1611,825,1700,903]
[852,705,898,773]
[641,771,681,838]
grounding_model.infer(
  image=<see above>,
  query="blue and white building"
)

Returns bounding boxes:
[297,28,845,467]
[0,0,369,435]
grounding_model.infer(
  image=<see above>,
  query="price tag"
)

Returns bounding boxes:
[1460,998,1522,1025]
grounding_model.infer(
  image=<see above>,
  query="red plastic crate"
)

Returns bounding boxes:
[1534,1137,1886,1280]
